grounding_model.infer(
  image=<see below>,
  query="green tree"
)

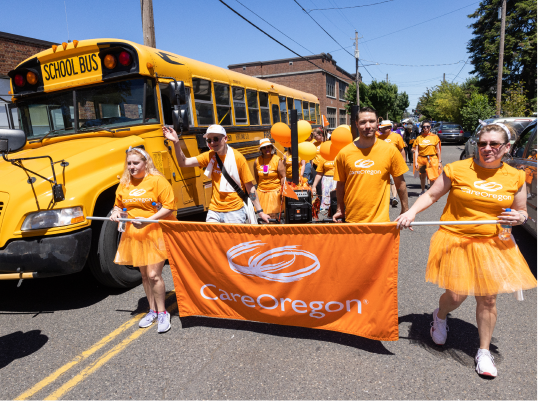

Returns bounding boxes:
[502,81,530,116]
[345,81,408,121]
[344,82,373,114]
[461,92,496,131]
[467,0,537,101]
[431,82,466,124]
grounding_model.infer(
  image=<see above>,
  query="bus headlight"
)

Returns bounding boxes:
[21,207,85,231]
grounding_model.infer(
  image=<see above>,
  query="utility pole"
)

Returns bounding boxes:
[386,74,388,83]
[496,0,506,116]
[141,0,156,48]
[443,73,446,83]
[354,31,360,107]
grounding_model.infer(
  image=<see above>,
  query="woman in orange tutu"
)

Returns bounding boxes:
[254,138,286,219]
[414,122,442,194]
[110,146,177,333]
[397,123,536,378]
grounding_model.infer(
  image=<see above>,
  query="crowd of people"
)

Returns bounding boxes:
[108,107,535,379]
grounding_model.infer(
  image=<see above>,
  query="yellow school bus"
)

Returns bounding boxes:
[0,38,320,288]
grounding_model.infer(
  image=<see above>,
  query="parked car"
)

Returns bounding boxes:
[460,117,536,160]
[504,120,537,237]
[431,121,464,143]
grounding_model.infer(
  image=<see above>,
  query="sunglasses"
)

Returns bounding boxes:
[260,146,272,151]
[206,136,222,144]
[423,125,431,128]
[477,141,506,149]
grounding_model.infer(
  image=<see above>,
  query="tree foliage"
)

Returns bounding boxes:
[502,81,531,116]
[345,81,409,121]
[461,92,496,131]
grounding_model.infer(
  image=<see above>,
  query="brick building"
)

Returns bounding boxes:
[0,31,56,128]
[228,53,359,129]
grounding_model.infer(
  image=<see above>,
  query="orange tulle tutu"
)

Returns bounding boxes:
[114,222,168,267]
[257,188,281,215]
[426,228,537,296]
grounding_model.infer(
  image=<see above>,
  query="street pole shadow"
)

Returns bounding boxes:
[398,313,502,369]
[179,315,394,356]
[0,330,48,370]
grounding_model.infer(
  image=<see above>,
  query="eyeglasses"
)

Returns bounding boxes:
[477,141,506,149]
[423,125,431,129]
[206,136,222,144]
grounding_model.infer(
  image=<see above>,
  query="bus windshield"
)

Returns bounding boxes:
[16,78,158,139]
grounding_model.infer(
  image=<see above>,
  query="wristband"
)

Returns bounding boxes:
[255,209,264,214]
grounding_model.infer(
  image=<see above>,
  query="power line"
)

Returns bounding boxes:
[452,58,469,82]
[309,0,394,11]
[361,59,467,67]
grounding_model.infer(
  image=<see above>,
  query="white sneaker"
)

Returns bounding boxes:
[139,310,157,328]
[157,311,171,333]
[430,308,448,345]
[475,349,497,377]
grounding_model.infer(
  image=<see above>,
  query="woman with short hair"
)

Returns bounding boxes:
[414,122,442,194]
[397,123,537,378]
[254,139,286,219]
[111,146,176,333]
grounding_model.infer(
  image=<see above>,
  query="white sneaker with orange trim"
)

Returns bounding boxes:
[475,349,497,377]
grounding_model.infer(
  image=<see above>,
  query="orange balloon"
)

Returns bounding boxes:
[319,141,334,161]
[330,143,341,160]
[331,126,353,149]
[270,122,291,145]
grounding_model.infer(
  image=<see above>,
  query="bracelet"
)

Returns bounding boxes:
[255,209,264,214]
[517,211,528,225]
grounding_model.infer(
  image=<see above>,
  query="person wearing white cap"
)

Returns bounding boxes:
[163,125,270,224]
[378,120,406,208]
[253,138,286,219]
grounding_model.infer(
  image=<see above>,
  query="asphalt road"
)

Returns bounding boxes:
[1,143,536,400]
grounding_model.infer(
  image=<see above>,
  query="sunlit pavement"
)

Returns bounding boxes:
[0,144,535,400]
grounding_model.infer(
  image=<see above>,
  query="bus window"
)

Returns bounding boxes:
[279,96,287,124]
[259,92,270,125]
[214,83,232,125]
[247,90,259,125]
[192,78,214,125]
[303,101,310,121]
[310,103,316,123]
[232,87,248,125]
[287,97,293,122]
[272,104,280,124]
[315,104,320,124]
[294,99,303,120]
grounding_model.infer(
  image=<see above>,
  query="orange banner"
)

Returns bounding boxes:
[161,222,400,341]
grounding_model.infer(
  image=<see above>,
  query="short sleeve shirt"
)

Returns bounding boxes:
[441,159,525,237]
[316,157,335,176]
[334,139,409,223]
[115,174,176,219]
[377,132,406,150]
[196,148,254,212]
[415,134,440,156]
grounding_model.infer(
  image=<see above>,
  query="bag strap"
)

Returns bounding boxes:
[214,152,248,202]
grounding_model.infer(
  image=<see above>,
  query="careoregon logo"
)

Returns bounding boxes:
[473,180,503,192]
[421,139,431,144]
[129,189,147,196]
[384,139,392,143]
[226,240,320,283]
[354,159,375,168]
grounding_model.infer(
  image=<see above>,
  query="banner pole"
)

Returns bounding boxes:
[290,109,299,185]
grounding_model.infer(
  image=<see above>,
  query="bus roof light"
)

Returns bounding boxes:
[118,51,132,66]
[14,74,25,87]
[26,71,38,85]
[62,42,67,50]
[73,40,79,48]
[104,54,117,69]
[52,45,58,53]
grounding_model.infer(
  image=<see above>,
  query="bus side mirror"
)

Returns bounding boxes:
[168,81,187,106]
[0,129,26,154]
[172,108,189,134]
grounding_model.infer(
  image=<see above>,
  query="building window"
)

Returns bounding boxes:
[232,87,247,125]
[247,90,259,125]
[327,107,337,129]
[339,81,347,101]
[192,78,214,125]
[259,92,271,125]
[339,109,347,126]
[326,75,335,98]
[303,101,310,121]
[214,83,232,125]
[294,99,303,120]
[279,96,287,124]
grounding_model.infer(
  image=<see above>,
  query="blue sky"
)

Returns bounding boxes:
[2,0,479,111]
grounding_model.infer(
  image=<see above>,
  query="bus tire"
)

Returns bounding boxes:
[87,210,142,288]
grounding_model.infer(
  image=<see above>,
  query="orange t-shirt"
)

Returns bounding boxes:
[334,139,409,223]
[315,157,335,177]
[377,132,405,151]
[415,134,440,156]
[311,139,323,166]
[256,154,281,191]
[440,159,525,237]
[114,174,176,219]
[196,148,254,212]
[283,153,303,179]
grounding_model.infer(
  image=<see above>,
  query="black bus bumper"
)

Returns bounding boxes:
[0,228,92,278]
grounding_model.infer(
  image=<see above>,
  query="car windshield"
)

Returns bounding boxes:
[15,78,158,139]
[443,124,460,129]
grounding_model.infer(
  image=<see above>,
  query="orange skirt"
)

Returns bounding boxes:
[114,222,168,267]
[426,228,537,296]
[257,187,281,215]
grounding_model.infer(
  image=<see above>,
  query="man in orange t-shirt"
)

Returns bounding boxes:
[378,120,407,207]
[333,108,409,223]
[163,125,270,224]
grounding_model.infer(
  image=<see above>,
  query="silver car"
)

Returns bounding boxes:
[505,120,537,237]
[431,121,464,143]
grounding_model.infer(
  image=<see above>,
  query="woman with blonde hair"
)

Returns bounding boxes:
[110,145,177,333]
[397,122,536,378]
[414,122,442,194]
[254,138,286,219]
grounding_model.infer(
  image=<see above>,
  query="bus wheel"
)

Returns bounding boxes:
[87,210,142,288]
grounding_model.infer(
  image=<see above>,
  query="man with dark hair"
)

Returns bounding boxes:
[333,107,409,223]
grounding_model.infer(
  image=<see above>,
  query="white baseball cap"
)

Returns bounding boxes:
[259,138,273,149]
[203,124,227,138]
[379,120,392,128]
